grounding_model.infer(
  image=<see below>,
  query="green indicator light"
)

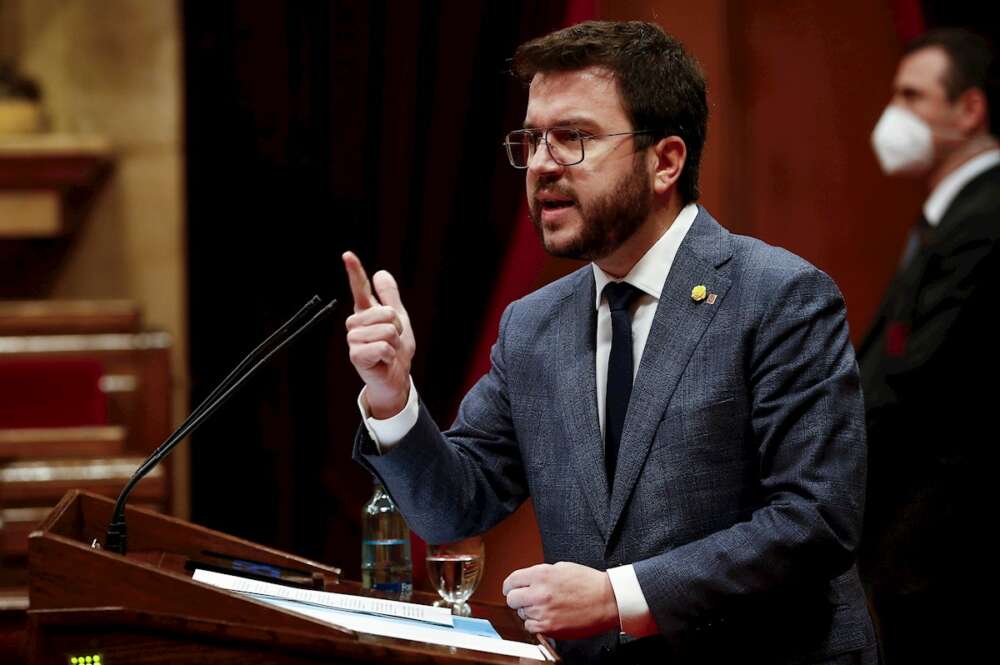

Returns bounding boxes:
[68,654,103,665]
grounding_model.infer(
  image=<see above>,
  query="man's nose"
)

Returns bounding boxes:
[527,141,564,177]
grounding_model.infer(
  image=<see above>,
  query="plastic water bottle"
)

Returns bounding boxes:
[361,481,412,599]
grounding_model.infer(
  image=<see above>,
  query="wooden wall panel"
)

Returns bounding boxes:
[603,0,923,338]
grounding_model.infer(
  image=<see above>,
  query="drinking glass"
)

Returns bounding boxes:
[426,536,485,617]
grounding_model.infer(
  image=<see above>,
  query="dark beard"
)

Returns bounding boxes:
[529,155,652,261]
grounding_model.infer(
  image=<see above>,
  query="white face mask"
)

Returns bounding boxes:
[871,105,934,175]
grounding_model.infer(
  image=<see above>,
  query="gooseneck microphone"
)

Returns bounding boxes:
[103,296,337,554]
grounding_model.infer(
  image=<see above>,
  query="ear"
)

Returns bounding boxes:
[955,87,989,134]
[650,136,687,196]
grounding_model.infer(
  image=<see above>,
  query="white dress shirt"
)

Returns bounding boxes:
[359,203,700,638]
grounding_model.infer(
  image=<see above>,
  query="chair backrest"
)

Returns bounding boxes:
[0,358,107,428]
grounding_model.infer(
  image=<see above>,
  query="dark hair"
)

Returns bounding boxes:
[513,21,708,203]
[905,28,998,135]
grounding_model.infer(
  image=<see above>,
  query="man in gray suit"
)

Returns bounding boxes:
[343,21,876,664]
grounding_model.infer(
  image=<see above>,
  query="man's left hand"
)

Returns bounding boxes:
[502,562,619,639]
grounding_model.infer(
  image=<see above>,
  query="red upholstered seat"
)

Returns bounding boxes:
[0,359,107,428]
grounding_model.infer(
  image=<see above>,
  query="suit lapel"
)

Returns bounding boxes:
[606,209,733,544]
[555,271,611,541]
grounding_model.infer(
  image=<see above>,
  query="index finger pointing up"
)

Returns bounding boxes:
[342,251,378,312]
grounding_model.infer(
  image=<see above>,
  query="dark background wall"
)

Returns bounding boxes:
[183,0,569,588]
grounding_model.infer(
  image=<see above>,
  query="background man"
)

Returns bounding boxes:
[861,28,1000,664]
[345,21,875,664]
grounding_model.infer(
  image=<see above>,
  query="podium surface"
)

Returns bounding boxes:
[27,490,554,664]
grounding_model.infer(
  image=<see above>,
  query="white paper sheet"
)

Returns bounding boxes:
[256,596,551,661]
[192,568,551,661]
[192,569,452,626]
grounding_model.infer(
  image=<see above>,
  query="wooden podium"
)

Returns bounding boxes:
[26,490,553,664]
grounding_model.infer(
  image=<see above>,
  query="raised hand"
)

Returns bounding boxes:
[342,251,416,419]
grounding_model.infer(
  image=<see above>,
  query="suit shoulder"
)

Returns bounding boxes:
[717,233,848,332]
[495,264,590,337]
[728,232,836,290]
[943,168,1000,242]
[510,264,591,311]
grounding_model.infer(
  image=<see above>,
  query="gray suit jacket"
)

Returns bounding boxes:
[355,207,876,664]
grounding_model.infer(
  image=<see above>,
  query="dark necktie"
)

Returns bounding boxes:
[603,281,641,485]
[883,215,932,358]
[897,214,932,272]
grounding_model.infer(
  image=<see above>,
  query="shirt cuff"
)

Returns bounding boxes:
[606,564,659,638]
[356,377,419,453]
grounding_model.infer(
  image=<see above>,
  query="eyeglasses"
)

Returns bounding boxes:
[503,127,652,169]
